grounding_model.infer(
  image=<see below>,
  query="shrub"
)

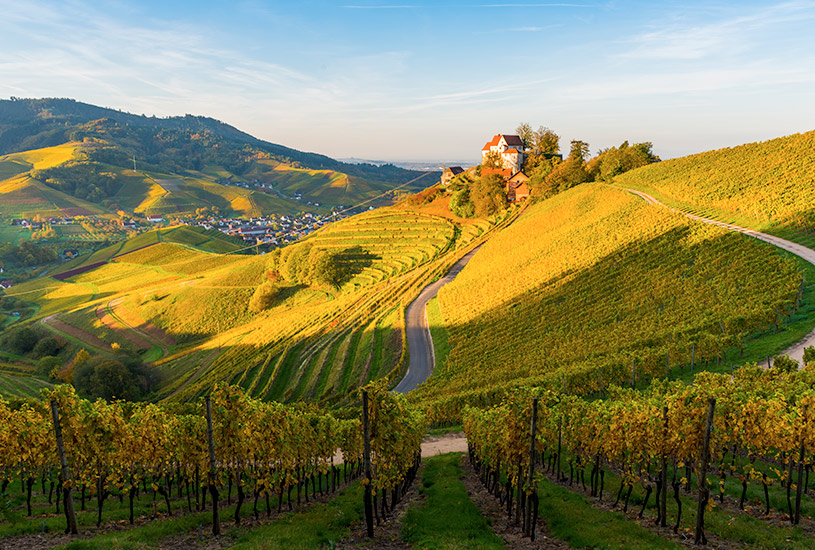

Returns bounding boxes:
[2,327,39,355]
[249,281,280,313]
[32,336,63,359]
[36,356,62,378]
[804,346,815,366]
[772,354,799,373]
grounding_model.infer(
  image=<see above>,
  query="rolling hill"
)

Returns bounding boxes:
[616,129,815,248]
[0,98,436,219]
[412,182,810,422]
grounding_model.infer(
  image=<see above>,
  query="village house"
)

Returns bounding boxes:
[481,134,525,178]
[441,166,464,185]
[505,171,531,202]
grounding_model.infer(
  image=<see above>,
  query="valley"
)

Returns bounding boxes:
[3,120,815,549]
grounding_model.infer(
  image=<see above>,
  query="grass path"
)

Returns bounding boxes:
[402,453,505,549]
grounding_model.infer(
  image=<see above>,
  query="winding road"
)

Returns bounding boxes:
[623,187,815,366]
[393,247,480,393]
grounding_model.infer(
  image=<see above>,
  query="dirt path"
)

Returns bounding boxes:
[108,297,176,348]
[623,187,815,367]
[40,314,110,353]
[95,302,152,350]
[393,248,480,393]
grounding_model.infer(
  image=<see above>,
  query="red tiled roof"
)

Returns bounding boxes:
[504,148,519,154]
[481,134,501,151]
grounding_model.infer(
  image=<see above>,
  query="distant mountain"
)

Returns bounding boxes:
[0,98,429,183]
[0,98,438,218]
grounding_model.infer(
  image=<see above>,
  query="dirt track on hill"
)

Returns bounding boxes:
[623,187,815,366]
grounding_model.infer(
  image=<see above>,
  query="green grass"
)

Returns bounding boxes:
[536,477,678,549]
[402,453,505,549]
[427,296,450,371]
[230,484,364,549]
[545,449,815,549]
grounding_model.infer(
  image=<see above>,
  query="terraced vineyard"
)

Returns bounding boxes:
[162,207,498,404]
[616,130,815,248]
[2,204,506,405]
[413,183,806,422]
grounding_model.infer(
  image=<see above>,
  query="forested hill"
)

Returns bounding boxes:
[0,97,421,184]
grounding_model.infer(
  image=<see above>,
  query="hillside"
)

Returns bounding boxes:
[412,183,808,421]
[616,130,815,247]
[0,203,502,405]
[0,98,434,210]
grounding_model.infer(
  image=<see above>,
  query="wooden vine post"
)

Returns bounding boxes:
[50,400,78,535]
[660,406,669,527]
[205,395,221,535]
[695,398,716,545]
[362,389,374,538]
[794,404,808,525]
[524,397,539,539]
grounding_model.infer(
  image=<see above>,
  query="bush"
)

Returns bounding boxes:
[470,174,506,217]
[2,327,39,355]
[308,249,347,288]
[36,356,62,378]
[248,281,280,313]
[804,346,815,366]
[449,188,474,218]
[73,352,158,401]
[32,336,63,359]
[772,354,799,373]
[281,243,313,283]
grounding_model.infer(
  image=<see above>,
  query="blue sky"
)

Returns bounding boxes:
[1,1,814,161]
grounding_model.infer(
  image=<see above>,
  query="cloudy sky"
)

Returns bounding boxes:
[1,0,814,161]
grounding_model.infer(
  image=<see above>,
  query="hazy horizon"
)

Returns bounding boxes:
[2,0,814,161]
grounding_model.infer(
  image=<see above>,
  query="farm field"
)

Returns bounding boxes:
[413,183,807,421]
[616,130,815,249]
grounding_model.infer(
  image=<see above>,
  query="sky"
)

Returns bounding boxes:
[1,0,814,162]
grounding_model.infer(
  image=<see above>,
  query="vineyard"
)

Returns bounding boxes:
[615,130,815,248]
[2,204,508,406]
[0,380,424,542]
[464,360,815,546]
[413,183,807,423]
[158,206,504,404]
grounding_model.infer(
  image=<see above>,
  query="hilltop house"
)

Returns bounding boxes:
[441,166,464,185]
[506,171,531,202]
[481,134,525,178]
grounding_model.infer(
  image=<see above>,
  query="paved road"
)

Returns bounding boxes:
[394,247,481,393]
[623,187,815,366]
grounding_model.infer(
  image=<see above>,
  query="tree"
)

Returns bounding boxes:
[533,126,560,156]
[569,140,590,162]
[281,243,313,284]
[471,174,506,217]
[803,346,815,366]
[36,356,62,378]
[3,326,39,355]
[248,281,279,312]
[593,141,660,182]
[74,358,139,401]
[449,187,475,218]
[516,123,533,150]
[482,150,503,170]
[542,157,588,193]
[73,353,156,401]
[308,249,347,288]
[32,336,63,359]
